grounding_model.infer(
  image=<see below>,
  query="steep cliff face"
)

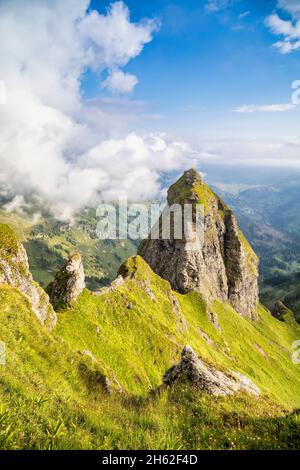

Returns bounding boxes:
[46,253,85,310]
[0,224,56,327]
[138,169,259,320]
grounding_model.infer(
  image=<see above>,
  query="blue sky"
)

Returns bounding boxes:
[2,0,300,217]
[85,0,300,141]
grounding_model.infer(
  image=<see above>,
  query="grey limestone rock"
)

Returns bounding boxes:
[163,345,260,397]
[0,224,56,327]
[46,253,85,310]
[139,169,259,320]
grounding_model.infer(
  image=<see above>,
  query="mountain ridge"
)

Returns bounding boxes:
[0,170,300,449]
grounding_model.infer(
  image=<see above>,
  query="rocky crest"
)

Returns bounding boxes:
[46,253,85,310]
[163,345,260,397]
[139,169,259,320]
[272,300,295,322]
[0,224,56,327]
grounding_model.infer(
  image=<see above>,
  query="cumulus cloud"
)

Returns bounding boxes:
[277,0,300,17]
[0,0,200,220]
[266,1,300,53]
[233,103,295,113]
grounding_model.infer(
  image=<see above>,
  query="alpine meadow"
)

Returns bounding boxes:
[1,0,300,459]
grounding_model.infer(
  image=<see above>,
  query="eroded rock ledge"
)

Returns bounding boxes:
[163,345,260,397]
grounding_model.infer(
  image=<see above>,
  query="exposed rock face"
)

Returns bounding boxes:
[94,274,124,296]
[46,253,85,310]
[138,169,259,320]
[0,224,56,327]
[272,301,295,322]
[163,345,260,397]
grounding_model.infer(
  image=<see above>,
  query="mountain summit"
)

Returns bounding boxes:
[139,169,259,320]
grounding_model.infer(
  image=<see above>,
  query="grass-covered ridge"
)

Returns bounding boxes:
[57,256,300,406]
[0,224,19,260]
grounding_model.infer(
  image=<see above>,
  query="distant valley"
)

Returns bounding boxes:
[1,174,300,319]
[213,179,300,319]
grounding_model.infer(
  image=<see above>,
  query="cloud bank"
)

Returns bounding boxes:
[0,0,199,219]
[192,136,300,170]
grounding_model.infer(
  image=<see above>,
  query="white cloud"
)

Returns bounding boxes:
[205,0,239,13]
[78,1,158,69]
[233,103,295,113]
[2,195,29,214]
[102,68,138,93]
[0,1,200,220]
[266,2,300,53]
[238,11,250,19]
[277,0,300,18]
[78,132,200,200]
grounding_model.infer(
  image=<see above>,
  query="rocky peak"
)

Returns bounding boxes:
[167,168,203,201]
[138,169,259,320]
[0,224,56,328]
[46,253,85,310]
[167,168,203,205]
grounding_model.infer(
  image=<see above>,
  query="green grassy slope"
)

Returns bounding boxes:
[58,256,300,407]
[1,254,300,449]
[0,210,137,290]
[261,273,300,321]
[2,182,300,320]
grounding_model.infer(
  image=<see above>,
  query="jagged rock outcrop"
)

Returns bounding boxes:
[272,301,295,322]
[94,274,124,296]
[46,253,85,310]
[0,224,56,327]
[138,169,259,320]
[163,345,260,397]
